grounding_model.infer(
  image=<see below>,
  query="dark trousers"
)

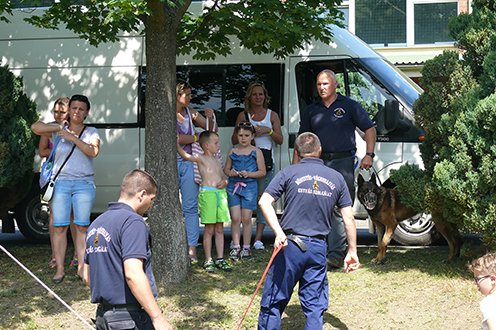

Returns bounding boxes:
[258,237,328,330]
[322,156,355,261]
[95,306,155,330]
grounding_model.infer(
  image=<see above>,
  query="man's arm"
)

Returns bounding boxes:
[82,263,90,288]
[339,206,359,273]
[124,258,173,330]
[360,127,376,170]
[259,193,287,249]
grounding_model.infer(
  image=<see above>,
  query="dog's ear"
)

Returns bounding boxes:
[371,173,377,185]
[358,173,364,186]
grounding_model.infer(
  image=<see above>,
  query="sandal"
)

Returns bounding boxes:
[48,256,56,268]
[70,255,78,267]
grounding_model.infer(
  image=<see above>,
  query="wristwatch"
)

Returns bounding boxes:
[366,152,375,158]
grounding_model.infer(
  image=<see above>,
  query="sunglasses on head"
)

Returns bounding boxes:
[237,121,253,128]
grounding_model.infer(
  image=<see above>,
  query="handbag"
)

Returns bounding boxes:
[188,110,223,184]
[39,136,61,188]
[40,126,87,202]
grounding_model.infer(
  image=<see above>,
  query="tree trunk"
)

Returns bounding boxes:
[144,1,190,283]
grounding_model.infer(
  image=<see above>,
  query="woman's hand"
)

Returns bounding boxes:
[254,124,271,136]
[204,107,214,120]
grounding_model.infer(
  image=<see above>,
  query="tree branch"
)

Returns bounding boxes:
[177,0,220,48]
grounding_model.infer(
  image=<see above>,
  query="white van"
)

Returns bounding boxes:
[1,4,437,245]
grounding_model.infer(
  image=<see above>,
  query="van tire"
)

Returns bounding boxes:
[14,177,50,244]
[392,213,441,246]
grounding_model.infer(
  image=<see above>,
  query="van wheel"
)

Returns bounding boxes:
[14,183,50,244]
[392,213,441,246]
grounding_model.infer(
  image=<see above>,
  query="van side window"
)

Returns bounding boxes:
[344,60,395,122]
[140,64,285,127]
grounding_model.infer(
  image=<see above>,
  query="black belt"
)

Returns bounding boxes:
[320,151,354,160]
[284,230,326,241]
[98,302,142,312]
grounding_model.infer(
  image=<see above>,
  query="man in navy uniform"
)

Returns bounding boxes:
[259,132,359,330]
[294,69,376,268]
[83,170,173,330]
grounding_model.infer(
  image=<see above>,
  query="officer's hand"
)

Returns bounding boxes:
[274,235,288,249]
[360,155,373,170]
[152,315,173,330]
[344,252,360,273]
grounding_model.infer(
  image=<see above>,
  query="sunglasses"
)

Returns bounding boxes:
[237,121,253,128]
[474,275,491,285]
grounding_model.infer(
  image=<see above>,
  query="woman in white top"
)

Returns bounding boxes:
[231,83,283,250]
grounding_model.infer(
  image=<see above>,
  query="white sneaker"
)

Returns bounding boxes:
[253,240,265,250]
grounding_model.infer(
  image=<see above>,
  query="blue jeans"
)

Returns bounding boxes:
[256,169,275,225]
[177,161,200,247]
[323,156,355,261]
[51,180,96,226]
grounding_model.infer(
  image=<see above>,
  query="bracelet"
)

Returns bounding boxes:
[193,135,197,143]
[269,129,274,135]
[59,124,63,131]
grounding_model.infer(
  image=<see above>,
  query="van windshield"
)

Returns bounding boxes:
[357,58,422,113]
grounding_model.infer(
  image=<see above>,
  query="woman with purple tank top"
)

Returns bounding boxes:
[176,80,217,263]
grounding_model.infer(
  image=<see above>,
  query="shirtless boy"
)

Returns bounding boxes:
[177,131,232,272]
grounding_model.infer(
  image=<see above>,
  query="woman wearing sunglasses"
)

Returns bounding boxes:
[176,80,216,263]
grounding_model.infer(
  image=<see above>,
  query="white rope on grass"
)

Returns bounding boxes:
[0,244,95,330]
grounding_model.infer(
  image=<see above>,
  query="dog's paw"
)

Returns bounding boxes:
[372,257,386,264]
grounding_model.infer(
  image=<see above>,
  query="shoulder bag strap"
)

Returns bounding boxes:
[244,111,250,122]
[52,125,87,181]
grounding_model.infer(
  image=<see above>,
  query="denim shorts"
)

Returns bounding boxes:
[51,180,96,226]
[226,181,258,210]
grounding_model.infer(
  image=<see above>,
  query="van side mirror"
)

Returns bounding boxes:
[384,100,410,133]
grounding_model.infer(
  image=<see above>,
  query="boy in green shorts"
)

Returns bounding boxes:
[177,131,232,272]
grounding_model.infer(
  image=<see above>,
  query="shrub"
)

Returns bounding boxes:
[0,65,39,217]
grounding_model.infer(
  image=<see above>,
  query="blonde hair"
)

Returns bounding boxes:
[176,80,192,98]
[468,252,496,275]
[244,82,271,112]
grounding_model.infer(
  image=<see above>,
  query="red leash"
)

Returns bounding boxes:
[237,244,283,330]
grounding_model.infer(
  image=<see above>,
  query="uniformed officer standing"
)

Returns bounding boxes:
[294,69,376,268]
[259,132,359,330]
[83,170,173,330]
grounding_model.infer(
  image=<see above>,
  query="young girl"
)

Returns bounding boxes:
[38,97,77,269]
[224,121,266,261]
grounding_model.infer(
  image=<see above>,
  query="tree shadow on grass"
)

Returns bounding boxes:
[356,247,475,280]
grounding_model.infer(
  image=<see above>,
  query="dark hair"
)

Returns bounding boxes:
[295,132,321,156]
[199,130,218,148]
[69,94,91,111]
[234,121,256,146]
[176,79,192,98]
[120,169,158,198]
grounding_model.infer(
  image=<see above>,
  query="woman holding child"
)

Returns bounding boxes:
[176,80,216,263]
[231,82,283,251]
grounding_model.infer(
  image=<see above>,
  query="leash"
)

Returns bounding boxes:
[0,244,96,330]
[236,244,283,330]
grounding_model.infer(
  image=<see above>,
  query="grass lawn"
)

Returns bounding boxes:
[0,241,485,330]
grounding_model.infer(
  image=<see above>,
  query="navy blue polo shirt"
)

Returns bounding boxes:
[298,93,374,153]
[84,202,157,305]
[264,157,352,237]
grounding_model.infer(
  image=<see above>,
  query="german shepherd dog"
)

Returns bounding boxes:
[357,173,461,264]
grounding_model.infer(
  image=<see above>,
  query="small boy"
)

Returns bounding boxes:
[177,131,232,272]
[469,252,496,330]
